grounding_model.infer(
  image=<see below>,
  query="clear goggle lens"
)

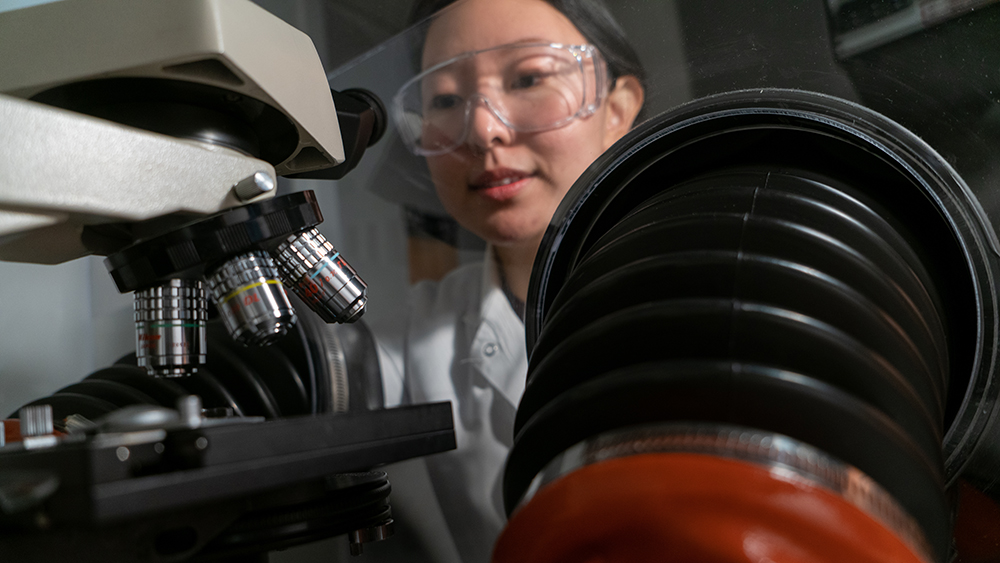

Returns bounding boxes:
[393,43,606,155]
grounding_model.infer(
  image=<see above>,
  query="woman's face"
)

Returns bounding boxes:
[421,0,631,251]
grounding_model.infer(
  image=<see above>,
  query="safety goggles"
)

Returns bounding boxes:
[393,42,608,156]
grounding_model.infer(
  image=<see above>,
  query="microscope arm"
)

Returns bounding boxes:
[0,94,276,264]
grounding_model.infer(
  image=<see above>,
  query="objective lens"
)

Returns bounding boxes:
[206,251,297,346]
[134,279,207,377]
[272,228,367,324]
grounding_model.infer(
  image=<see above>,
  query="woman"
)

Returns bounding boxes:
[378,0,645,560]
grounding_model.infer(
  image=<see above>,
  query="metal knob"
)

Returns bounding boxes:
[232,171,275,201]
[18,405,54,438]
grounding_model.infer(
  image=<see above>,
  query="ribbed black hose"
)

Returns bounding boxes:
[502,89,1000,563]
[506,166,953,558]
[11,307,387,428]
[13,315,329,421]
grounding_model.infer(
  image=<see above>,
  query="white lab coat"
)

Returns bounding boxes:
[378,249,527,563]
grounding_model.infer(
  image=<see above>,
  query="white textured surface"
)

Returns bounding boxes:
[0,95,274,263]
[0,0,344,173]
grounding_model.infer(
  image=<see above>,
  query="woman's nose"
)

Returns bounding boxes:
[465,96,513,150]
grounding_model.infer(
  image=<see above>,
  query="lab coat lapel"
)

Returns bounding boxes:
[462,248,527,410]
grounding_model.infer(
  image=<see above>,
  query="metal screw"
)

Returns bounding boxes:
[483,342,498,357]
[233,171,275,201]
[177,395,203,429]
[195,437,209,450]
[116,446,130,462]
[349,519,394,556]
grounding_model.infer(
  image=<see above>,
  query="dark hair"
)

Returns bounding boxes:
[408,0,647,92]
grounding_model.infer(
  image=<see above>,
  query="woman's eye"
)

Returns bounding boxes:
[429,94,463,110]
[512,73,545,90]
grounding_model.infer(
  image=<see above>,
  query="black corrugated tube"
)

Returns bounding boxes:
[505,90,1000,563]
[11,300,384,421]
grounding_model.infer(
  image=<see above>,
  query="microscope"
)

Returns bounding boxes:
[0,1,454,560]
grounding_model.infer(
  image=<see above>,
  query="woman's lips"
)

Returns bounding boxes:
[471,169,533,202]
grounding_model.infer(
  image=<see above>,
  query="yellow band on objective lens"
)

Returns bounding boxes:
[221,279,284,304]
